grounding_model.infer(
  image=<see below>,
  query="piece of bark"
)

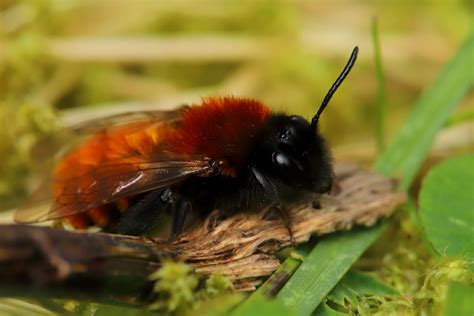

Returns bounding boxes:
[0,164,406,303]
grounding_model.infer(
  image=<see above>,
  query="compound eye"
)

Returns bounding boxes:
[272,152,303,172]
[272,152,290,168]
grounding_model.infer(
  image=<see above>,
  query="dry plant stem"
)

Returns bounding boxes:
[45,34,451,64]
[0,165,405,303]
[47,37,268,62]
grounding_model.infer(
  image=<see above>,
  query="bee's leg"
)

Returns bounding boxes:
[273,206,295,247]
[329,170,341,195]
[114,189,170,236]
[169,198,191,241]
[251,167,295,246]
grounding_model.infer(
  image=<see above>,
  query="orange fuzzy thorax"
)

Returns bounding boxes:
[168,96,271,176]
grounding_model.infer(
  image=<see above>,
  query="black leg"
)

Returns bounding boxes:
[274,206,295,247]
[114,189,170,236]
[169,198,190,241]
[252,167,295,246]
[251,166,278,203]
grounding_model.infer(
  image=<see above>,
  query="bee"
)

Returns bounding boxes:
[15,47,358,239]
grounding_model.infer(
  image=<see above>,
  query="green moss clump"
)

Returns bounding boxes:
[203,274,235,297]
[148,260,199,313]
[148,261,240,315]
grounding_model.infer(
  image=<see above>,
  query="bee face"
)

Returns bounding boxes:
[255,114,332,193]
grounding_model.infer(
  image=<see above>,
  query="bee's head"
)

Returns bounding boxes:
[255,114,333,193]
[254,47,358,194]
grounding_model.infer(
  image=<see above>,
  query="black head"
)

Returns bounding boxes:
[254,47,358,194]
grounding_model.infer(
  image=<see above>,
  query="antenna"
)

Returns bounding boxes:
[311,46,359,129]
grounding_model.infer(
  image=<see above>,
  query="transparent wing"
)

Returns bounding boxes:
[15,106,196,224]
[31,107,188,161]
[68,106,188,134]
[14,158,212,223]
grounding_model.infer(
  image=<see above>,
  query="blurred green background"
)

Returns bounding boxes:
[0,0,473,200]
[0,1,472,213]
[0,1,473,315]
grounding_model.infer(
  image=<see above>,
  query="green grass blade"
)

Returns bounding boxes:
[443,282,474,316]
[246,257,301,300]
[372,17,387,152]
[446,106,474,127]
[375,31,474,190]
[275,224,385,316]
[231,257,301,316]
[0,299,55,316]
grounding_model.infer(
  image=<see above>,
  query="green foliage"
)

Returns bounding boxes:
[375,31,474,191]
[231,297,296,316]
[313,303,347,316]
[0,102,59,208]
[203,274,235,297]
[419,153,474,260]
[73,302,156,316]
[148,261,240,315]
[415,259,473,306]
[327,270,398,306]
[365,216,473,315]
[443,282,474,316]
[446,107,474,127]
[148,260,199,313]
[189,293,243,316]
[371,17,387,153]
[317,270,403,315]
[276,225,385,315]
[231,256,302,315]
[0,299,55,316]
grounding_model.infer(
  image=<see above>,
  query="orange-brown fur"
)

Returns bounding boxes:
[53,97,271,228]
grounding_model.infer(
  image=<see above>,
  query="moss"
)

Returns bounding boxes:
[148,261,199,313]
[203,274,235,297]
[148,261,240,315]
[353,211,474,315]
